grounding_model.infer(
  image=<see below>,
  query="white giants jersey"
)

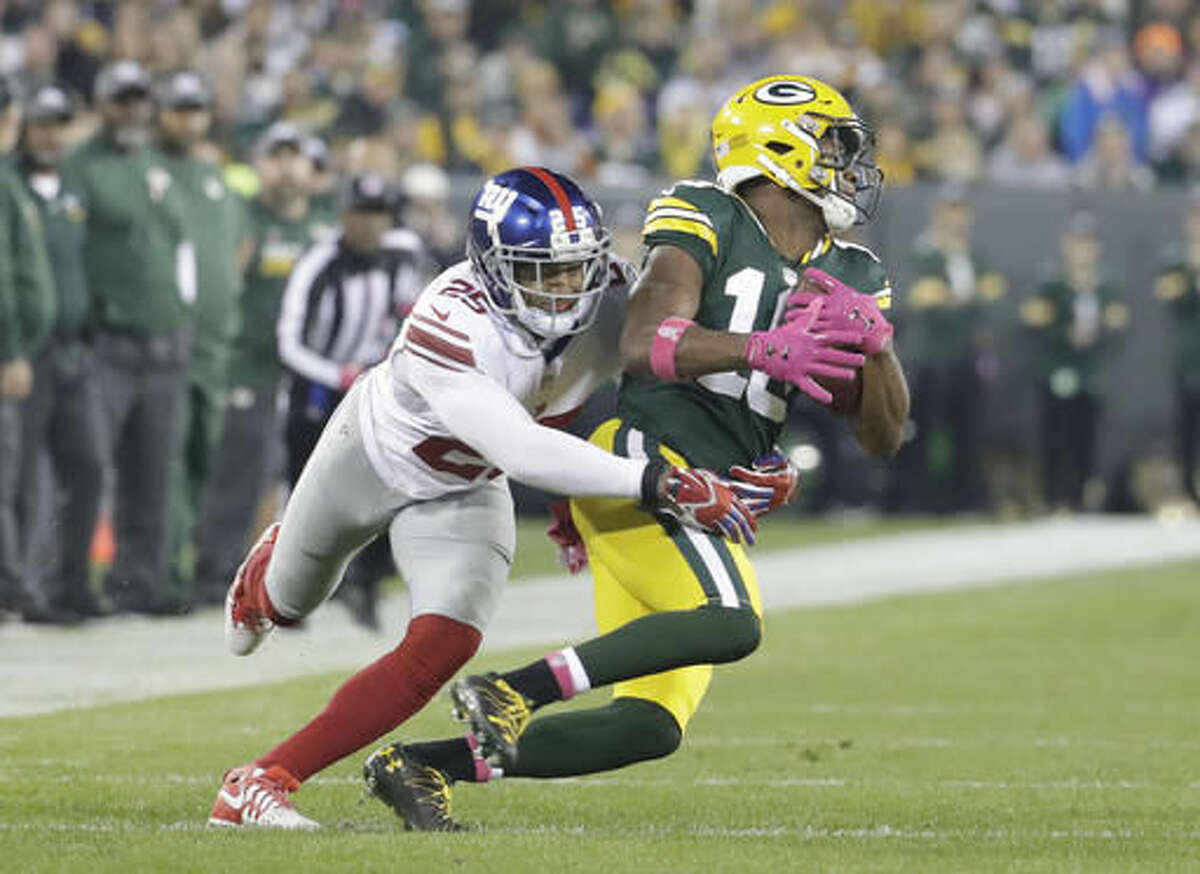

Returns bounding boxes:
[358,257,639,500]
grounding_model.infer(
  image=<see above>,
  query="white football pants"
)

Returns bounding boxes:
[264,380,515,631]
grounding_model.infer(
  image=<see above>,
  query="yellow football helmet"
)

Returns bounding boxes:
[711,75,882,231]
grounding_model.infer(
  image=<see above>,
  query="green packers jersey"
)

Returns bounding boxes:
[617,181,891,471]
[228,197,334,388]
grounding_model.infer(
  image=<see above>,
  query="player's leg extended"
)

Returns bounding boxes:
[261,384,399,620]
[223,382,402,654]
[255,479,513,783]
[451,419,764,764]
[501,464,763,777]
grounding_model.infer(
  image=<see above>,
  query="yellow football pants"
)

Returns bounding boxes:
[569,419,764,730]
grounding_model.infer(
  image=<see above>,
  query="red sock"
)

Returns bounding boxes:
[257,613,481,782]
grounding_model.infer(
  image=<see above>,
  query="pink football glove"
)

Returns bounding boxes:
[745,299,866,405]
[657,467,763,545]
[546,500,588,574]
[728,451,799,517]
[785,267,894,355]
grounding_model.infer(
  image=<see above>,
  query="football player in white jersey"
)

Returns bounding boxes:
[207,167,770,829]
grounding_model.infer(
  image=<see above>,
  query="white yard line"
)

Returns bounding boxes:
[2,515,1198,718]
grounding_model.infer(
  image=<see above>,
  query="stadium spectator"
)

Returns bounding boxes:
[986,114,1072,189]
[399,162,459,270]
[1058,32,1150,164]
[967,55,1019,149]
[157,70,246,609]
[507,64,594,179]
[405,0,473,115]
[68,60,194,615]
[1132,21,1185,92]
[912,86,985,181]
[535,0,619,112]
[1149,61,1200,164]
[590,79,656,188]
[0,75,56,620]
[1153,191,1200,504]
[15,83,105,624]
[874,119,917,186]
[890,183,1007,513]
[1020,212,1129,512]
[195,123,331,606]
[1074,113,1156,191]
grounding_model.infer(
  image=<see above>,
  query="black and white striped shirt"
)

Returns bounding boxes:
[277,228,426,388]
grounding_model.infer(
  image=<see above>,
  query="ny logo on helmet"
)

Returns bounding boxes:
[754,80,816,105]
[473,180,519,229]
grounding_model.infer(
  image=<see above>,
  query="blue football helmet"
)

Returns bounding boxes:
[466,167,611,340]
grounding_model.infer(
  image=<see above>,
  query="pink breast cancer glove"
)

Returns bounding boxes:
[745,298,866,405]
[785,267,894,355]
[547,500,588,574]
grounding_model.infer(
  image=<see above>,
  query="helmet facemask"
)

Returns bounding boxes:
[775,112,883,231]
[472,229,611,340]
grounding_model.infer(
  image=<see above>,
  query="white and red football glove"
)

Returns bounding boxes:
[745,298,866,405]
[785,267,893,356]
[546,500,588,574]
[728,451,799,517]
[641,461,764,544]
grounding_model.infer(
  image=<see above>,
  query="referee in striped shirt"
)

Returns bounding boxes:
[276,172,426,627]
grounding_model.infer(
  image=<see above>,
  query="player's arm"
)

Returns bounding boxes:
[852,342,909,458]
[619,245,746,376]
[406,353,762,542]
[620,245,862,402]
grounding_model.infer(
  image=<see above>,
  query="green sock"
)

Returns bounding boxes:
[507,697,681,778]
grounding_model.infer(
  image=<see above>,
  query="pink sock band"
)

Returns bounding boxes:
[649,317,694,381]
[546,651,576,699]
[465,732,500,782]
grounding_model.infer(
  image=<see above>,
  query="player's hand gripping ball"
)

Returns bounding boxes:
[785,267,893,355]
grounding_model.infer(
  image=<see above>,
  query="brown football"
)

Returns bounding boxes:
[817,370,862,416]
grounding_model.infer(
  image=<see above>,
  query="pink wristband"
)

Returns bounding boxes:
[649,317,694,381]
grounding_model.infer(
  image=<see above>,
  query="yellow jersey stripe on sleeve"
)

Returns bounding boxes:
[873,287,892,310]
[647,195,703,215]
[645,206,715,228]
[642,216,719,255]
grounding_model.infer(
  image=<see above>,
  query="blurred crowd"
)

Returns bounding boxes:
[2,0,1200,629]
[0,0,1199,190]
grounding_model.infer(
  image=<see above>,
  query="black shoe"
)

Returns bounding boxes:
[363,743,465,832]
[449,674,532,765]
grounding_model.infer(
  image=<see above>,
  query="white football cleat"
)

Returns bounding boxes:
[224,522,280,656]
[208,763,318,830]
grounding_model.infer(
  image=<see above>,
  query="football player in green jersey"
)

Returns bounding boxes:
[363,75,911,830]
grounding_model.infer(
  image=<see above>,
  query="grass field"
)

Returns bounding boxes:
[2,555,1197,873]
